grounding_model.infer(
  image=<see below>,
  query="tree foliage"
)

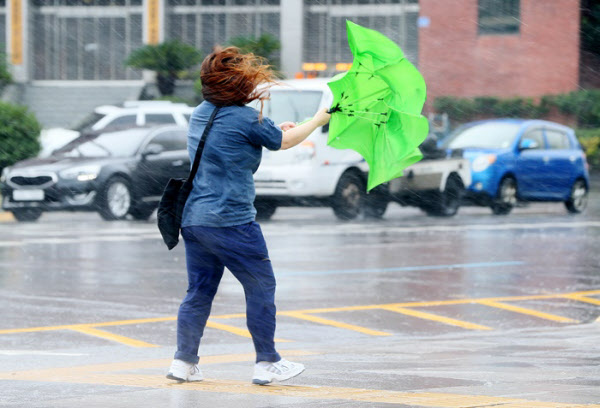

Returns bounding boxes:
[0,102,41,172]
[229,33,281,71]
[125,40,202,96]
[433,90,600,128]
[0,53,12,89]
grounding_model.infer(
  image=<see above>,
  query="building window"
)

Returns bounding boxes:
[303,0,419,70]
[478,0,520,35]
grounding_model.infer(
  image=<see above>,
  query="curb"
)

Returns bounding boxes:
[0,212,14,223]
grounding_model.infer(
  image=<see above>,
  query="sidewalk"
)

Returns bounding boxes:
[0,212,14,222]
[0,194,13,222]
[590,169,600,192]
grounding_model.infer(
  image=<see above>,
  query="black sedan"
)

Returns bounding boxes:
[1,126,190,222]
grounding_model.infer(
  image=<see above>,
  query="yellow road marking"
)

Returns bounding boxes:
[205,320,292,343]
[281,311,391,336]
[0,350,316,379]
[380,306,492,330]
[91,316,176,327]
[561,294,600,306]
[0,323,80,334]
[22,375,597,408]
[0,212,14,222]
[0,316,177,335]
[0,316,285,344]
[2,289,598,337]
[0,352,597,408]
[69,325,158,348]
[476,300,578,323]
[279,289,600,315]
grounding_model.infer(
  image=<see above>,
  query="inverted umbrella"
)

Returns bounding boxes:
[327,20,429,191]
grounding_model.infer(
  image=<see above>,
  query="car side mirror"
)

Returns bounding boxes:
[322,123,329,133]
[142,143,164,157]
[519,138,539,150]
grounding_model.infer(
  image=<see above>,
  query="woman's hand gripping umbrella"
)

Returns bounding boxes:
[327,20,430,191]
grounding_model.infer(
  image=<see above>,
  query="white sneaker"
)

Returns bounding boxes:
[166,359,203,382]
[252,358,305,385]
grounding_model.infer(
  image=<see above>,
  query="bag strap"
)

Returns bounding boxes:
[187,106,220,183]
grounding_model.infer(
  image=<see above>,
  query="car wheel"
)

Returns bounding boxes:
[255,201,277,221]
[424,175,463,217]
[332,172,365,221]
[491,176,517,215]
[12,208,43,222]
[565,179,588,214]
[129,204,156,221]
[363,186,389,219]
[98,177,132,221]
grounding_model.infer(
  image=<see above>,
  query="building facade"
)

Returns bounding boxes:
[2,0,419,83]
[418,0,581,107]
[1,1,582,107]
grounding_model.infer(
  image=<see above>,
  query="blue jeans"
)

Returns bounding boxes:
[175,222,281,364]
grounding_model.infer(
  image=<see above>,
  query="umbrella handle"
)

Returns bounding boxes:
[328,104,341,114]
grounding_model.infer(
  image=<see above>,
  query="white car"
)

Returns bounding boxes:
[39,101,194,157]
[251,79,370,220]
[252,79,471,220]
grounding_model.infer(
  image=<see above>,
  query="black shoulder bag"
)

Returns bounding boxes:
[157,106,220,250]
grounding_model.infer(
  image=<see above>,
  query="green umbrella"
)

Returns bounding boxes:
[327,20,429,191]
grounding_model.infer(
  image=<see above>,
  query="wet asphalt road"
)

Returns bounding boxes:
[0,192,599,407]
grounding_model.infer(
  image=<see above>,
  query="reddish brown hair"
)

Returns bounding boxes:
[200,46,277,113]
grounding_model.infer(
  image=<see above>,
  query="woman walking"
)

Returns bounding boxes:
[166,47,330,385]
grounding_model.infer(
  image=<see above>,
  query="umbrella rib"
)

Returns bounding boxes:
[337,88,388,106]
[340,110,384,115]
[340,113,384,123]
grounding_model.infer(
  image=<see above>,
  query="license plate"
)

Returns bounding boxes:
[13,189,45,201]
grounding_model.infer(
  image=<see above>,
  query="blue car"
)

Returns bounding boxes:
[440,119,590,215]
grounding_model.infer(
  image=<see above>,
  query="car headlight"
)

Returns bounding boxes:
[294,140,316,162]
[59,165,101,181]
[471,154,497,172]
[0,167,10,183]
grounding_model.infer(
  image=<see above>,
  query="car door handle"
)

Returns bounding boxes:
[543,156,550,163]
[171,160,184,167]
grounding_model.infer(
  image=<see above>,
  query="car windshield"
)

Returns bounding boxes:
[443,122,522,149]
[52,129,149,158]
[249,90,323,124]
[71,112,105,132]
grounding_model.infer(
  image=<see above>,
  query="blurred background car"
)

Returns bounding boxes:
[440,119,590,215]
[1,126,189,222]
[39,101,194,157]
[251,79,470,220]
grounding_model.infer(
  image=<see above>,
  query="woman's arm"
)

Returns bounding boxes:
[280,108,331,151]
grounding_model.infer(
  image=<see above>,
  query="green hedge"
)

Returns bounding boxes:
[576,128,600,167]
[434,91,600,168]
[0,53,11,90]
[433,90,600,128]
[0,102,41,173]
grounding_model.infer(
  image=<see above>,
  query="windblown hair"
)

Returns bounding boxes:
[200,46,277,114]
